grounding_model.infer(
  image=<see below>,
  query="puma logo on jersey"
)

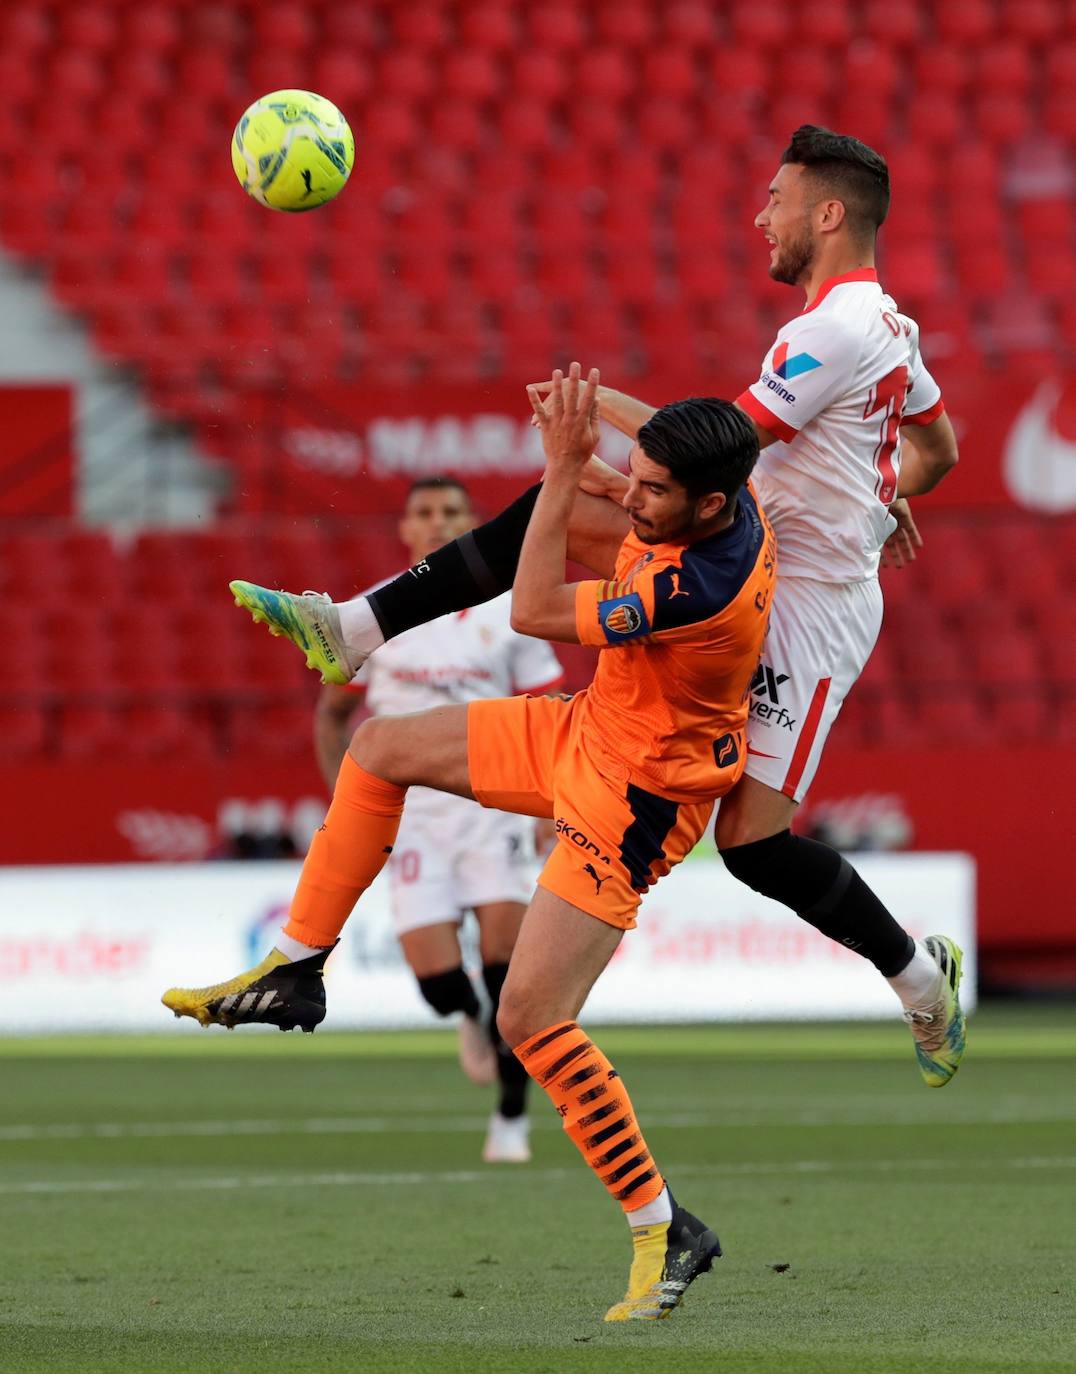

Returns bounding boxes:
[583,863,611,896]
[669,572,690,599]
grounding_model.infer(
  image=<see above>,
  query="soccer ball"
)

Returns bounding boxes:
[231,89,355,212]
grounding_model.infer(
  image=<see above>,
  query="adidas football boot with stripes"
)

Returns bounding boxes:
[604,1190,722,1322]
[229,581,360,686]
[161,943,336,1032]
[903,935,967,1088]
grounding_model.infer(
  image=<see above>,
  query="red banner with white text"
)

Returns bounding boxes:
[215,368,1076,518]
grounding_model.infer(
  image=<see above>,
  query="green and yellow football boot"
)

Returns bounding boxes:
[229,581,359,685]
[903,935,967,1088]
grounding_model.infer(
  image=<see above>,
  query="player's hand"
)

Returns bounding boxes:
[880,498,923,569]
[527,376,608,427]
[527,363,601,475]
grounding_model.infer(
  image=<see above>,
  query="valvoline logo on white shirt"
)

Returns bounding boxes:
[773,341,823,381]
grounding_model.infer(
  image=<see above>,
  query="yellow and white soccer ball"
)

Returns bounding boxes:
[232,89,355,212]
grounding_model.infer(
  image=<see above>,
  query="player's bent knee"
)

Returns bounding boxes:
[496,993,540,1052]
[349,714,394,774]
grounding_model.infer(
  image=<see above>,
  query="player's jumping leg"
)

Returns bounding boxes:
[716,775,967,1086]
[498,887,721,1321]
[162,708,470,1029]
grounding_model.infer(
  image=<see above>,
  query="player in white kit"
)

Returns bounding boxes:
[314,478,563,1163]
[231,128,966,1088]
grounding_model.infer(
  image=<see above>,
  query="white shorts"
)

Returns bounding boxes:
[387,787,535,937]
[743,575,882,804]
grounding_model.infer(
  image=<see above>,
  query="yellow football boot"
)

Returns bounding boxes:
[604,1191,721,1321]
[162,943,335,1032]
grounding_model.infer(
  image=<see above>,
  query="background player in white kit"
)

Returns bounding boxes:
[314,477,563,1163]
[232,127,966,1087]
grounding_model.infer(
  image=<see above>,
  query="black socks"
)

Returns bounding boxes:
[483,961,529,1119]
[367,484,541,639]
[720,829,915,977]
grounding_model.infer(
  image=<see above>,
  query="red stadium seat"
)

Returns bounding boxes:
[512,52,569,104]
[0,706,48,759]
[977,41,1034,96]
[60,8,119,54]
[497,99,561,155]
[523,3,589,50]
[913,44,972,96]
[863,0,922,46]
[664,1,719,49]
[458,3,521,52]
[730,0,793,51]
[642,50,700,100]
[975,93,1033,145]
[1044,90,1076,142]
[906,91,964,149]
[595,0,655,48]
[935,0,995,44]
[585,51,636,104]
[123,5,181,55]
[430,98,489,153]
[844,43,902,98]
[249,3,316,51]
[799,0,854,47]
[1001,0,1062,42]
[442,49,504,103]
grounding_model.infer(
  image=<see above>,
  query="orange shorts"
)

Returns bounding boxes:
[467,694,713,931]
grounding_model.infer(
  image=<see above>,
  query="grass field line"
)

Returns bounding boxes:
[4,1155,1076,1198]
[3,1018,1075,1059]
[3,1098,1076,1144]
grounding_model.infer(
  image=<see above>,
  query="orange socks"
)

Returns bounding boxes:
[515,1021,664,1213]
[283,754,406,949]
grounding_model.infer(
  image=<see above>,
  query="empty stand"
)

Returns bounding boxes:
[1,1,1074,760]
[0,0,1071,430]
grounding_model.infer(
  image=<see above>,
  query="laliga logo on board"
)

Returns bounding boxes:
[246,901,290,963]
[1003,376,1076,513]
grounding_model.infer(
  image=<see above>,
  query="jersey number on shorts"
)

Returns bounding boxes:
[864,363,909,505]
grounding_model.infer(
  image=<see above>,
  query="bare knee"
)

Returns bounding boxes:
[349,715,400,780]
[714,778,796,850]
[496,985,544,1050]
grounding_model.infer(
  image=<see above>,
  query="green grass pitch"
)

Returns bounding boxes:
[1,1006,1072,1373]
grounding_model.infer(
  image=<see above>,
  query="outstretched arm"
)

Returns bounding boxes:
[511,363,603,643]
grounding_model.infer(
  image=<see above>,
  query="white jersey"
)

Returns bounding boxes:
[352,589,563,715]
[738,269,944,583]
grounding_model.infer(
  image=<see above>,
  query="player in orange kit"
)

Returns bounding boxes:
[164,366,775,1321]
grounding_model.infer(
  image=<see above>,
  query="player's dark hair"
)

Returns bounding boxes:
[406,475,471,505]
[637,398,759,504]
[781,124,890,237]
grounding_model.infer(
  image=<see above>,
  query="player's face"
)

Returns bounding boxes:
[399,487,474,562]
[755,162,816,286]
[621,447,703,544]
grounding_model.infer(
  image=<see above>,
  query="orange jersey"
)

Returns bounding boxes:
[572,483,777,802]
